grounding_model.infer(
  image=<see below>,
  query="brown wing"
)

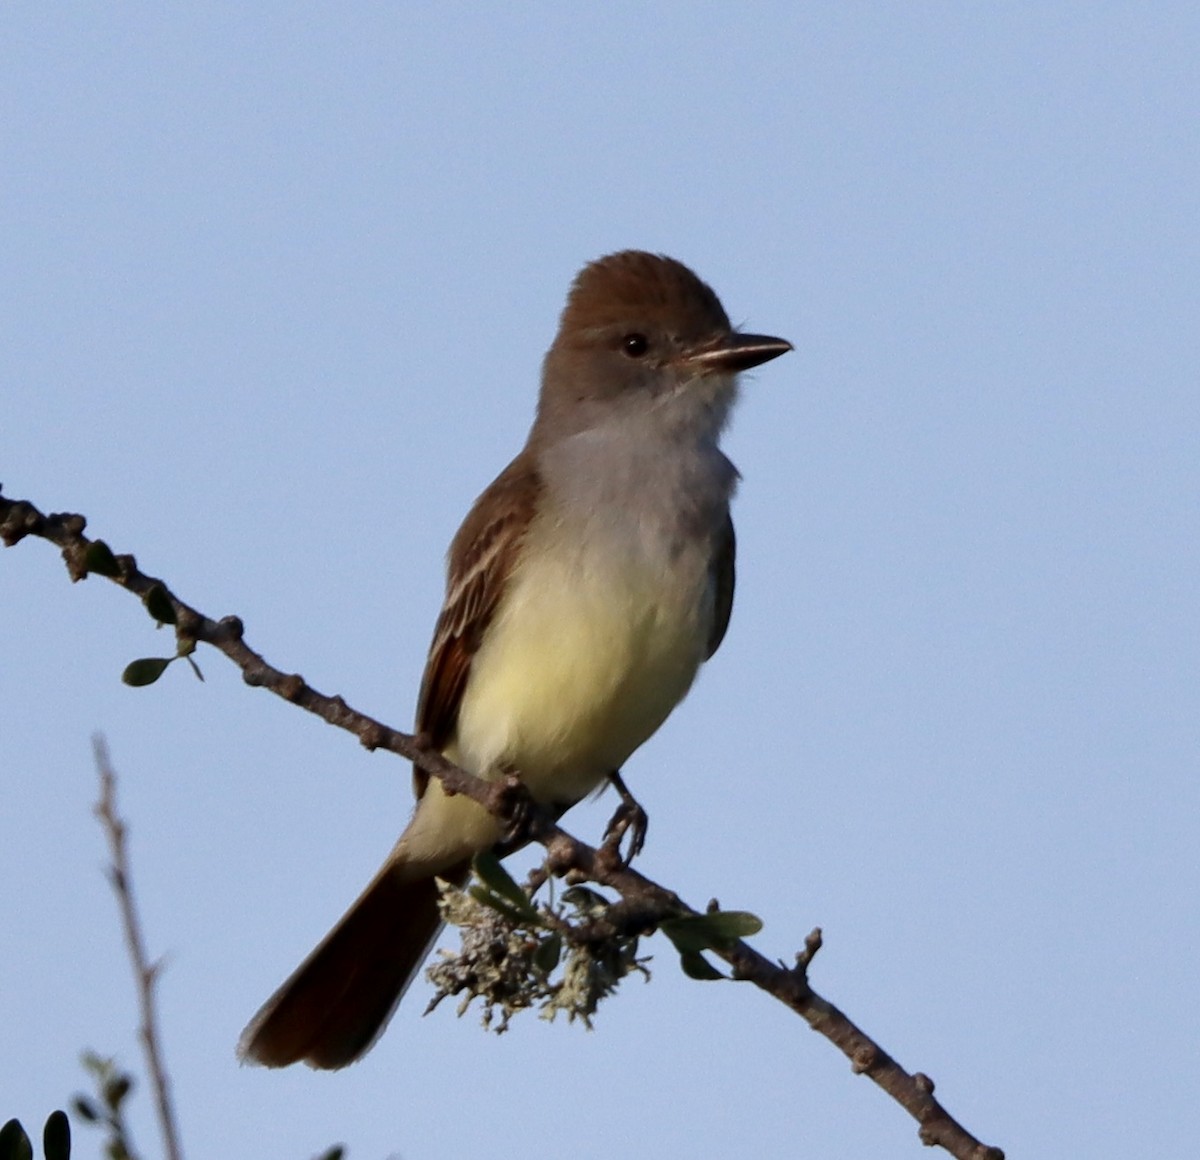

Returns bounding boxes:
[705,512,736,659]
[413,452,542,793]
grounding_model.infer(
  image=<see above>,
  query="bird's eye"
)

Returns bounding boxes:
[621,333,649,358]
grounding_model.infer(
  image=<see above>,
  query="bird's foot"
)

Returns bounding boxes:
[601,770,649,865]
[491,771,540,854]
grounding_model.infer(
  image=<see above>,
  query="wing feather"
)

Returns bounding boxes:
[705,513,736,659]
[413,454,542,792]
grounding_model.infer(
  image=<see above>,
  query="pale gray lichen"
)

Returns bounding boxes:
[425,877,650,1033]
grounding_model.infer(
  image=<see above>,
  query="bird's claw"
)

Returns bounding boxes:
[601,771,649,865]
[492,772,539,853]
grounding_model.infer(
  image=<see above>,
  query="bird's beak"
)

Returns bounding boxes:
[684,332,793,373]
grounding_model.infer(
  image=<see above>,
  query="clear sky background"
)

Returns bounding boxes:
[2,6,1196,1159]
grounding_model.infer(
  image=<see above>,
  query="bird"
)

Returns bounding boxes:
[238,250,792,1068]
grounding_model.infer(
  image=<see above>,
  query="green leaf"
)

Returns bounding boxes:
[661,916,718,954]
[143,584,176,624]
[678,950,726,981]
[533,932,563,975]
[42,1112,70,1160]
[0,1119,33,1160]
[122,657,173,686]
[69,1098,99,1125]
[472,852,538,917]
[699,910,762,941]
[102,1074,131,1109]
[661,911,762,954]
[83,540,120,578]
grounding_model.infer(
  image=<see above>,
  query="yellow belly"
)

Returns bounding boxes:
[452,529,711,805]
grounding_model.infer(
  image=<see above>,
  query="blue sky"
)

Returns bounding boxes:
[2,6,1197,1158]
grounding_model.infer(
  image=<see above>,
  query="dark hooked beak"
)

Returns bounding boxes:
[684,332,794,373]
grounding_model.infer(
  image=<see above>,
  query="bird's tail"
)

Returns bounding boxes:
[238,857,469,1069]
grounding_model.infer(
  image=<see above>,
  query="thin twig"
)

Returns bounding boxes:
[5,488,1002,1159]
[92,737,184,1160]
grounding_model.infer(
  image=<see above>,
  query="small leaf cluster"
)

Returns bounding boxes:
[661,909,763,980]
[71,1053,138,1160]
[117,583,203,686]
[0,1112,70,1160]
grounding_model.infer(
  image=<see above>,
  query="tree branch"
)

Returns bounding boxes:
[92,737,184,1160]
[1,486,1003,1160]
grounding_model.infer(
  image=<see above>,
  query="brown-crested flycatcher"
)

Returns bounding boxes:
[239,250,792,1068]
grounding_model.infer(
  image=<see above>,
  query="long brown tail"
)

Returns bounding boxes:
[238,859,469,1069]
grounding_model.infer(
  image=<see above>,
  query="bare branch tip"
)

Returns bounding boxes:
[793,927,823,974]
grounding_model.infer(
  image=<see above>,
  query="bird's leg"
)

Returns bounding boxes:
[601,770,649,864]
